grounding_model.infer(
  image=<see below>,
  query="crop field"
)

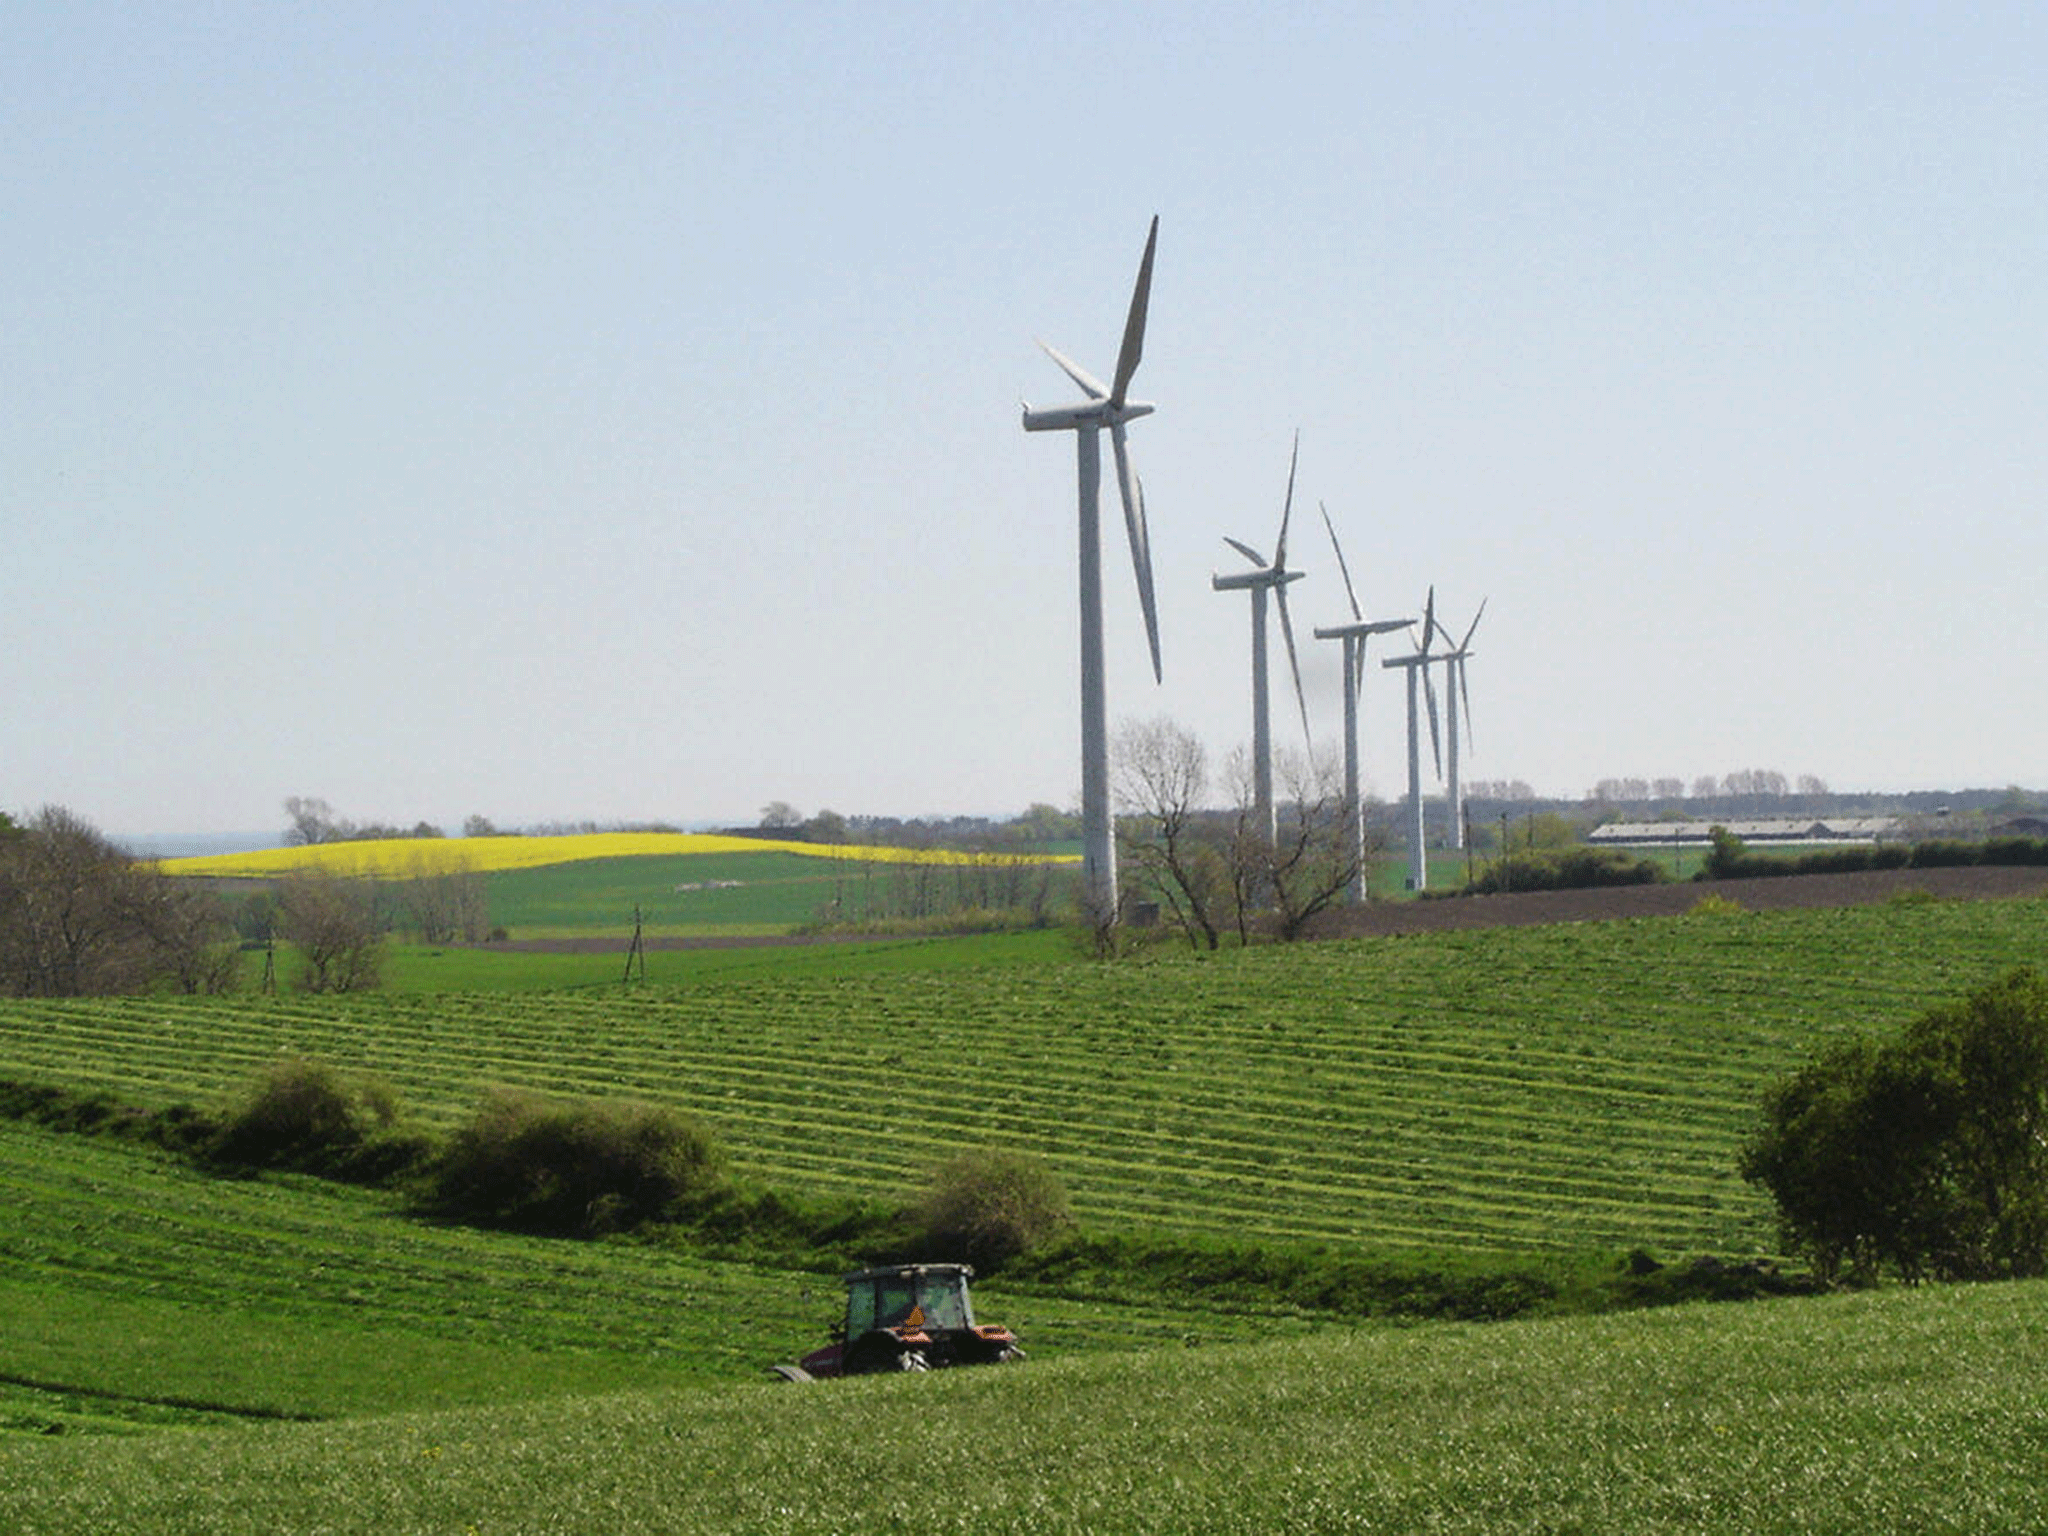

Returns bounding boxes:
[6,896,2044,1261]
[159,831,1075,881]
[7,1275,2044,1533]
[478,849,1067,936]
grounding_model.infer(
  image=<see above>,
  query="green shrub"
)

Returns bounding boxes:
[428,1089,726,1236]
[919,1147,1072,1272]
[1742,967,2048,1283]
[1465,846,1667,895]
[1982,836,2048,866]
[208,1056,424,1181]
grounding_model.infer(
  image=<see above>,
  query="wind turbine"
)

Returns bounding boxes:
[1211,432,1313,846]
[1313,504,1410,901]
[1021,216,1163,926]
[1380,588,1443,891]
[1430,600,1487,851]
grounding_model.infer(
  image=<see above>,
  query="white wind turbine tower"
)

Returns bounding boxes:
[1021,216,1163,925]
[1430,600,1487,850]
[1211,433,1313,846]
[1313,504,1411,902]
[1380,588,1444,891]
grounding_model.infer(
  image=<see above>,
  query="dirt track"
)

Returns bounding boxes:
[1303,865,2048,940]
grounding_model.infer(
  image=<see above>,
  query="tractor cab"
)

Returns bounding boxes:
[778,1262,1022,1379]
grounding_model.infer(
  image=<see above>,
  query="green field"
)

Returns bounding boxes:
[6,1274,2043,1533]
[8,896,2046,1258]
[0,1120,1298,1436]
[483,851,866,936]
[8,889,2048,1528]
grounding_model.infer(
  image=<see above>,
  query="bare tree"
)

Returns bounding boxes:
[275,872,385,993]
[1262,749,1370,941]
[396,856,488,944]
[0,806,237,995]
[122,874,242,994]
[1113,717,1232,950]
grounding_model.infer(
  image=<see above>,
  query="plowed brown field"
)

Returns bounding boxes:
[1306,864,2048,939]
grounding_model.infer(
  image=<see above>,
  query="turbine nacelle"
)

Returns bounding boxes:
[1020,397,1155,433]
[1314,617,1409,643]
[1211,564,1304,593]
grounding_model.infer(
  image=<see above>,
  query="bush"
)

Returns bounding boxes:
[428,1089,726,1236]
[919,1148,1072,1272]
[1464,846,1667,895]
[1741,967,2048,1283]
[208,1056,424,1181]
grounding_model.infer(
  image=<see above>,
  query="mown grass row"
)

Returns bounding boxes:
[7,897,2044,1261]
[7,1275,2045,1533]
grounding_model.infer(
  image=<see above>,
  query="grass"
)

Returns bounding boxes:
[376,930,1078,991]
[9,896,2048,1260]
[6,888,2046,1528]
[4,1279,2043,1532]
[0,1119,1321,1434]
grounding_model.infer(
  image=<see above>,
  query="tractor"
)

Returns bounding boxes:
[770,1262,1022,1380]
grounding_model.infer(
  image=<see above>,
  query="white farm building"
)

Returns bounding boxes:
[1587,817,1905,848]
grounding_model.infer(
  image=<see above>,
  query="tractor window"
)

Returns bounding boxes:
[917,1274,971,1330]
[845,1282,877,1338]
[874,1276,918,1328]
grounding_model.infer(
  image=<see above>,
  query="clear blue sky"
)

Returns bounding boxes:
[6,3,2044,840]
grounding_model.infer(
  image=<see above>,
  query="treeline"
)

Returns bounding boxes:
[0,806,494,998]
[0,807,239,996]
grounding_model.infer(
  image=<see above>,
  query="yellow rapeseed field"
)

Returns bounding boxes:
[158,833,1076,880]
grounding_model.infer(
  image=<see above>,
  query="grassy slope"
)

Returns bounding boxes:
[8,897,2045,1259]
[5,1280,2044,1534]
[0,1121,1312,1435]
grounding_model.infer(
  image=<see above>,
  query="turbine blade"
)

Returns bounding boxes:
[1458,657,1474,753]
[1112,422,1163,682]
[1223,535,1267,568]
[1461,596,1488,649]
[1420,587,1437,655]
[1275,430,1299,566]
[1423,662,1443,778]
[1109,215,1159,409]
[1039,341,1108,401]
[1320,501,1363,621]
[1276,582,1312,751]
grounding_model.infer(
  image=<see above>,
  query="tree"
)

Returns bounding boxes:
[1742,968,2048,1283]
[0,806,236,996]
[396,857,488,944]
[275,871,385,993]
[802,809,849,844]
[1113,716,1232,949]
[1260,749,1371,941]
[462,814,501,838]
[758,801,802,830]
[284,796,347,846]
